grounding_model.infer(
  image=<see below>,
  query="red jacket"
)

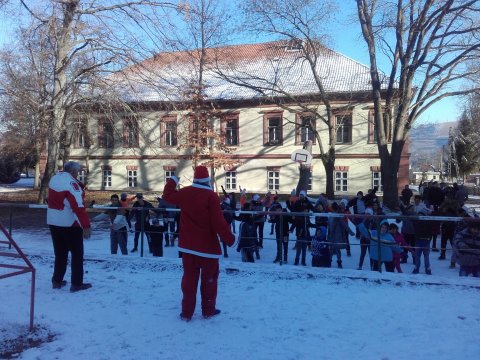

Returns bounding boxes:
[47,171,90,229]
[163,177,234,258]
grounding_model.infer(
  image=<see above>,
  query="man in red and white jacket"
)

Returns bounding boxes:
[47,161,92,292]
[163,165,234,320]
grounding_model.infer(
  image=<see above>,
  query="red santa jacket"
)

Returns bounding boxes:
[47,171,90,229]
[163,176,234,258]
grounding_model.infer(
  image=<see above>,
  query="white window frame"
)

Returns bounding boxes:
[225,171,237,190]
[128,170,138,188]
[164,121,177,147]
[102,170,112,188]
[268,118,281,144]
[165,170,175,182]
[335,171,348,192]
[372,171,383,192]
[268,170,280,191]
[307,172,313,192]
[78,170,86,184]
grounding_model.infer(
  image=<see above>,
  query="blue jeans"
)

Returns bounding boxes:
[459,266,479,277]
[415,238,431,271]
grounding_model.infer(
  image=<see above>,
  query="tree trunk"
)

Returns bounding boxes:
[37,1,79,204]
[323,155,335,200]
[296,141,313,194]
[33,161,40,190]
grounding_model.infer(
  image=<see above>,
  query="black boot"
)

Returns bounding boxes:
[337,260,343,269]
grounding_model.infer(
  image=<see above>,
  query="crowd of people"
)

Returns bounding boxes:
[92,179,479,278]
[222,181,479,277]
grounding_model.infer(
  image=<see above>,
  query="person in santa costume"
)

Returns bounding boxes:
[163,165,235,321]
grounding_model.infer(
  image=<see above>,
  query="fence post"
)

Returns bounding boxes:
[376,219,382,273]
[8,209,12,249]
[140,208,145,257]
[279,212,283,265]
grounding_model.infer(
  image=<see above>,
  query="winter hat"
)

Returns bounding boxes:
[193,165,210,182]
[299,190,306,197]
[121,192,127,200]
[136,192,143,199]
[223,197,231,205]
[340,199,348,207]
[253,194,260,201]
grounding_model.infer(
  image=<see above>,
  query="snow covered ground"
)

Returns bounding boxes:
[1,179,480,359]
[1,216,480,360]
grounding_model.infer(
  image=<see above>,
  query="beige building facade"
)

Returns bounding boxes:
[62,41,409,196]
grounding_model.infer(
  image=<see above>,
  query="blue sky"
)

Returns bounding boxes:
[0,1,461,124]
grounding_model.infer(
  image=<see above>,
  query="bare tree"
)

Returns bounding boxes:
[2,0,179,202]
[115,0,239,190]
[0,26,52,189]
[356,0,480,207]
[214,0,370,198]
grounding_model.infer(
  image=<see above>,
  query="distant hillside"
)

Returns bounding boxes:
[409,121,457,154]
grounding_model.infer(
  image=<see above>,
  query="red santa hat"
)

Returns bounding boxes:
[193,165,210,182]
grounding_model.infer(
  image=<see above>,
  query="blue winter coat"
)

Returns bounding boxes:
[369,230,401,262]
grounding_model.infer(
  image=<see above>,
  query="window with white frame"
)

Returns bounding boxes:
[77,169,86,184]
[263,112,283,146]
[336,114,352,144]
[127,170,137,187]
[225,171,236,190]
[295,114,316,144]
[225,119,239,146]
[165,170,175,182]
[102,169,112,188]
[335,171,348,192]
[268,170,280,191]
[307,172,313,191]
[372,171,383,192]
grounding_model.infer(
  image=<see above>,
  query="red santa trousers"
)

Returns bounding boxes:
[181,252,219,318]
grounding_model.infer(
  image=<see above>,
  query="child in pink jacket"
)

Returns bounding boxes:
[389,223,413,273]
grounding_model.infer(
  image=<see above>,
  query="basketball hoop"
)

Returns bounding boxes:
[291,149,312,165]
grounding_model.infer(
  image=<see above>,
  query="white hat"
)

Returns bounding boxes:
[253,194,260,201]
[299,190,306,197]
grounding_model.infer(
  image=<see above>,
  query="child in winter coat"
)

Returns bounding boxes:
[237,203,258,263]
[389,223,413,273]
[370,220,401,272]
[454,221,480,277]
[311,226,331,268]
[149,216,167,257]
[271,205,291,263]
[328,202,354,268]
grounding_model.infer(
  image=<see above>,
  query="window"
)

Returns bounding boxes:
[296,114,316,145]
[369,110,390,143]
[161,116,177,147]
[268,170,280,191]
[128,170,137,187]
[336,114,352,144]
[102,170,112,188]
[263,112,283,146]
[98,120,114,148]
[307,172,312,192]
[372,171,383,192]
[165,170,175,182]
[225,171,237,190]
[189,115,208,146]
[221,115,239,146]
[335,171,348,192]
[73,119,89,148]
[77,169,86,184]
[123,118,139,148]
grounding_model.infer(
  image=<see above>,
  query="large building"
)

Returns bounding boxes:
[65,41,409,195]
